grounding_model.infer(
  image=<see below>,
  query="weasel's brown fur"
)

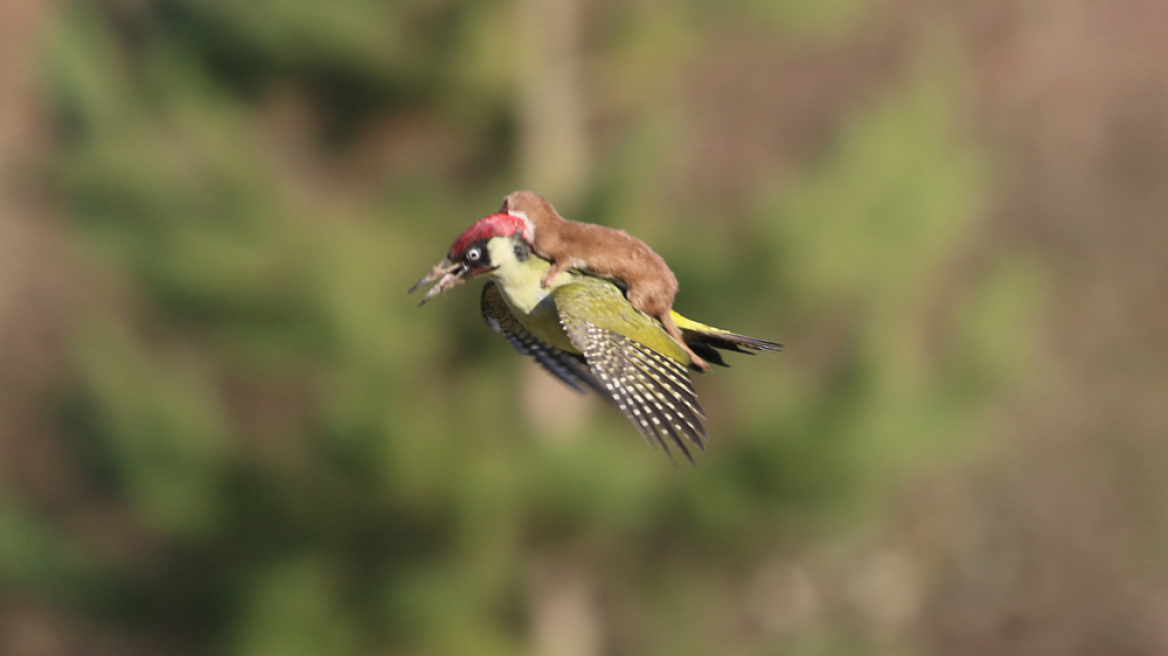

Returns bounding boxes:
[501,190,710,371]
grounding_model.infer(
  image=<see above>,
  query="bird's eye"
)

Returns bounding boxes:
[466,247,482,262]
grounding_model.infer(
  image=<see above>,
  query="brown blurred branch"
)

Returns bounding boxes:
[517,0,590,206]
[0,0,64,490]
[516,0,601,654]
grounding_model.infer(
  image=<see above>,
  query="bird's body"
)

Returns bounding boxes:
[411,220,781,462]
[482,236,688,361]
[500,190,711,370]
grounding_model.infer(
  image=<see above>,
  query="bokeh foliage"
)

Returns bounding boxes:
[0,0,1036,653]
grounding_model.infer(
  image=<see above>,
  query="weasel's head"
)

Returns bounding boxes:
[500,189,560,235]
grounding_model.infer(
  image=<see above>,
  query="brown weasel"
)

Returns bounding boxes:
[500,190,711,371]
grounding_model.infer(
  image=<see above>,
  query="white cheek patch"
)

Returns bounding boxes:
[507,210,535,243]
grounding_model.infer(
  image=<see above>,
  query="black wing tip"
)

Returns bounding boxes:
[654,423,696,465]
[623,344,708,463]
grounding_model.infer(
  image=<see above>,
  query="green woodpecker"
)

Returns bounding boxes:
[499,190,711,371]
[410,213,781,462]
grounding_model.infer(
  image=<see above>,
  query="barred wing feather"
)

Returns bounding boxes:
[555,283,708,462]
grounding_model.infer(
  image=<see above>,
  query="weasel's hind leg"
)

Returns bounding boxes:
[660,312,711,372]
[625,282,709,371]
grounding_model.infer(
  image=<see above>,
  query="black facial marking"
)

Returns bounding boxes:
[513,240,529,262]
[461,240,492,268]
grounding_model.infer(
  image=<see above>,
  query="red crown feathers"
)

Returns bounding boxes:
[448,212,531,258]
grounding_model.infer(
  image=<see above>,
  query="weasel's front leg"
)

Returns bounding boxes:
[540,260,572,288]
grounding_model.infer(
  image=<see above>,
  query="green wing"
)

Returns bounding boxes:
[553,278,691,363]
[554,280,707,462]
[481,282,606,397]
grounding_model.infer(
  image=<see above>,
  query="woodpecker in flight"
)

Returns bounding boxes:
[409,212,781,463]
[499,190,711,370]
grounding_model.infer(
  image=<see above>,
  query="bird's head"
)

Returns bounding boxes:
[409,212,533,305]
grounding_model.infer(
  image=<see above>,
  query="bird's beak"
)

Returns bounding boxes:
[409,257,471,306]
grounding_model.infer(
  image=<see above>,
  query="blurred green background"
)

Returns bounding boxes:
[2,0,1167,654]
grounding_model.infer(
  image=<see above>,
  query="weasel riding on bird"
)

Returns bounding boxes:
[499,190,711,370]
[410,201,781,462]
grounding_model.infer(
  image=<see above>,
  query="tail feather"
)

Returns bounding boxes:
[685,330,783,353]
[671,311,782,360]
